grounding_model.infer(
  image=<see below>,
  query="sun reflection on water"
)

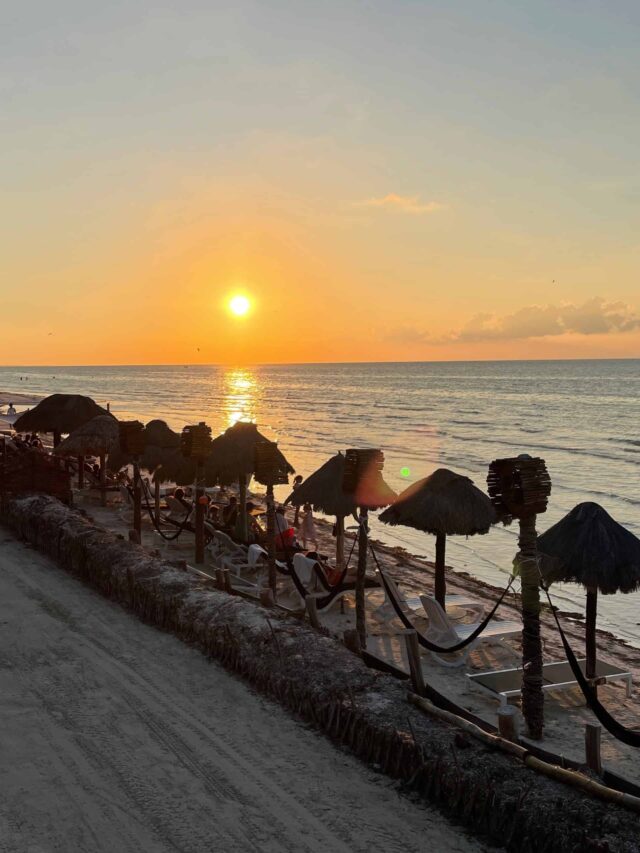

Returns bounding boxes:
[222,368,259,428]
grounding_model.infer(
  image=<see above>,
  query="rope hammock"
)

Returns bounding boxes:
[542,584,640,748]
[370,542,516,654]
[138,479,195,541]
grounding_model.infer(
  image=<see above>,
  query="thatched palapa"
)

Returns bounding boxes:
[380,468,496,606]
[14,393,112,446]
[53,415,120,458]
[538,502,640,679]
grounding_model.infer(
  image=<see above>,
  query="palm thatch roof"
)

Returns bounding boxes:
[379,468,496,535]
[538,502,640,594]
[14,394,111,435]
[285,454,355,516]
[207,421,294,485]
[108,419,181,474]
[53,416,120,457]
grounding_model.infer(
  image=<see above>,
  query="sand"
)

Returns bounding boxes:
[0,531,483,853]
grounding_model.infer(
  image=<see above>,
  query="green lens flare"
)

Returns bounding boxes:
[400,466,411,478]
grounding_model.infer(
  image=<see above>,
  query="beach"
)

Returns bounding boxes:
[0,530,482,853]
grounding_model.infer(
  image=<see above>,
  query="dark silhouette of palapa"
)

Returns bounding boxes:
[380,468,496,607]
[14,393,111,447]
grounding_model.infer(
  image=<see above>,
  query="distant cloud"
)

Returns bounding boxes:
[454,298,640,342]
[355,193,444,214]
[384,297,640,348]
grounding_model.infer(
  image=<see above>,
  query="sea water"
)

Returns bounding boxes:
[2,360,639,646]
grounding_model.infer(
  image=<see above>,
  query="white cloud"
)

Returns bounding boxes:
[354,193,444,214]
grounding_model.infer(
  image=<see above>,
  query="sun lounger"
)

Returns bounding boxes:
[375,571,483,623]
[468,659,633,707]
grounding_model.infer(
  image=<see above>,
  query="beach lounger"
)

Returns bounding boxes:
[418,595,521,667]
[468,659,633,708]
[374,571,483,623]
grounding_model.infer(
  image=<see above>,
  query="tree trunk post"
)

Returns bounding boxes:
[266,484,277,595]
[77,455,84,489]
[238,473,248,543]
[585,722,602,775]
[99,453,106,506]
[336,515,345,569]
[195,461,205,565]
[53,429,61,448]
[586,586,598,681]
[154,478,161,523]
[402,629,426,696]
[434,532,446,609]
[133,458,142,537]
[518,514,544,740]
[355,507,369,650]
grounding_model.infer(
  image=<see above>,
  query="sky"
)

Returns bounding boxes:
[2,0,640,365]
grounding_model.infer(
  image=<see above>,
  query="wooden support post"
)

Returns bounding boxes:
[306,594,321,630]
[266,484,277,596]
[586,586,598,681]
[215,568,225,590]
[53,429,61,448]
[223,569,232,594]
[585,722,602,775]
[434,532,446,609]
[154,478,161,523]
[343,629,361,656]
[195,461,205,565]
[259,588,275,607]
[133,458,142,537]
[238,473,248,543]
[355,508,368,650]
[402,629,426,697]
[77,455,84,489]
[497,705,518,742]
[99,453,106,506]
[336,515,345,569]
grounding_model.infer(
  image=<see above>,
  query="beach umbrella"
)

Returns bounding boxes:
[14,394,111,447]
[538,502,640,681]
[379,468,496,608]
[207,421,294,543]
[285,453,358,568]
[53,415,119,498]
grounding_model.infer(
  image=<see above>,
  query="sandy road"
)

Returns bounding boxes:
[0,533,482,853]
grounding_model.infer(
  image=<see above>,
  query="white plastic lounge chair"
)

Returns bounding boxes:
[419,594,521,668]
[374,571,483,623]
[468,659,632,708]
[165,495,191,522]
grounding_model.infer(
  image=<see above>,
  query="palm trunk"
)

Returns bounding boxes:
[434,532,446,609]
[518,514,544,740]
[77,455,84,489]
[355,508,368,650]
[586,587,598,682]
[99,453,106,506]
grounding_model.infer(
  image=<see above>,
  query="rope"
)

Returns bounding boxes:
[369,541,515,654]
[540,581,640,747]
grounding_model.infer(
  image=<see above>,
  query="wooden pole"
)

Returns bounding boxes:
[154,478,161,523]
[266,484,277,595]
[133,458,142,537]
[53,429,61,448]
[497,706,518,742]
[355,507,368,650]
[77,455,84,489]
[336,515,345,569]
[518,514,544,740]
[586,586,598,681]
[402,629,426,696]
[238,473,248,543]
[434,531,446,609]
[99,453,106,506]
[195,461,205,565]
[585,722,602,775]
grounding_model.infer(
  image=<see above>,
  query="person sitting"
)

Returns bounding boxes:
[274,505,297,553]
[207,504,223,528]
[233,501,266,545]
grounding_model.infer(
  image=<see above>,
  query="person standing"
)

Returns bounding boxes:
[292,474,303,525]
[299,502,317,551]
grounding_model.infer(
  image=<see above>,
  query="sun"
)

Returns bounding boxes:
[228,294,251,317]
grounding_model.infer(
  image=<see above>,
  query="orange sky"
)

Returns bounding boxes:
[2,2,640,365]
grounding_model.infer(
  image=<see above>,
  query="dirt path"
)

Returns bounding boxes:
[0,534,482,853]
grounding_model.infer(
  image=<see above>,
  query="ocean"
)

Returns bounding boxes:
[2,359,639,646]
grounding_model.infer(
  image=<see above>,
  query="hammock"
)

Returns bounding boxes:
[139,480,195,541]
[544,586,640,748]
[373,546,515,654]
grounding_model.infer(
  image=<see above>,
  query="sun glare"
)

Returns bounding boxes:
[229,294,251,317]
